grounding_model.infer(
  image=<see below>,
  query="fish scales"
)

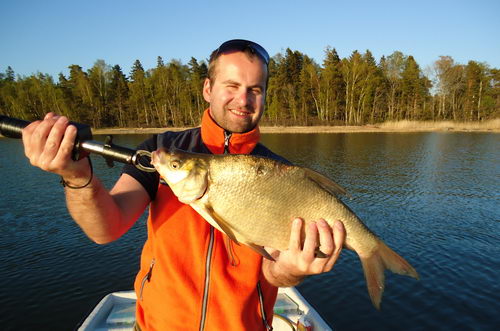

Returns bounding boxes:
[151,148,419,309]
[205,155,376,253]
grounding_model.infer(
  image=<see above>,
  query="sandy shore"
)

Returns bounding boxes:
[92,121,500,135]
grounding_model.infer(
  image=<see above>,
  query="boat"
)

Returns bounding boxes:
[78,287,332,330]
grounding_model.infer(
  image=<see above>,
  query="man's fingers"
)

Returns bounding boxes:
[42,117,69,167]
[332,220,345,256]
[325,220,346,270]
[21,120,41,156]
[44,112,56,120]
[31,116,59,150]
[316,219,334,256]
[302,221,318,260]
[289,218,303,251]
[54,124,77,162]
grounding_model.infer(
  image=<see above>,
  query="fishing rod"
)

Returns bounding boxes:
[0,115,155,172]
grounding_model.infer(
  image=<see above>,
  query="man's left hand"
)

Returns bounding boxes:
[262,218,346,287]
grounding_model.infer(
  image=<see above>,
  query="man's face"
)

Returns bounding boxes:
[203,52,267,133]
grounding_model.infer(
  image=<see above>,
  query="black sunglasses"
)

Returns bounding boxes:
[215,39,270,65]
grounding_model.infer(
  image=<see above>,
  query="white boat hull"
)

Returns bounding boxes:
[78,287,332,331]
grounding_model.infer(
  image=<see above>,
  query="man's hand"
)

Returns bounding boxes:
[22,112,91,186]
[262,218,346,287]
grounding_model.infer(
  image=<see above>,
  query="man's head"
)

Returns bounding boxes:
[203,39,270,133]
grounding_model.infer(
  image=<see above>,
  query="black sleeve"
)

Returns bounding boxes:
[122,135,160,201]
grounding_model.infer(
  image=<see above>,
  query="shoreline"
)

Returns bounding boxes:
[2,121,498,138]
[92,122,500,135]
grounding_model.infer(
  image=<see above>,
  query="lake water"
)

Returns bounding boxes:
[0,132,499,330]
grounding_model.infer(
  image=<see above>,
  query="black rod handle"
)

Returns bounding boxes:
[0,115,93,160]
[0,115,155,172]
[0,115,30,138]
[0,115,93,142]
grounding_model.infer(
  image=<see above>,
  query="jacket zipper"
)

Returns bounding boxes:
[222,132,240,267]
[257,281,273,331]
[139,258,155,301]
[199,226,215,331]
[223,131,231,154]
[199,131,230,330]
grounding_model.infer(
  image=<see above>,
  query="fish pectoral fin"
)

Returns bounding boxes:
[304,168,350,198]
[247,243,275,261]
[193,202,240,245]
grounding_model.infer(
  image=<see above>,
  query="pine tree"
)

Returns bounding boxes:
[319,47,344,123]
[109,65,129,127]
[5,66,15,82]
[129,59,151,126]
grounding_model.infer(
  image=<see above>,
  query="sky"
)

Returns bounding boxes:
[1,0,499,79]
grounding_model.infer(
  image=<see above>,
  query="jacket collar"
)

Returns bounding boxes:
[201,108,260,155]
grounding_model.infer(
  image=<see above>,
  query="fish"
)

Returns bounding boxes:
[150,148,419,309]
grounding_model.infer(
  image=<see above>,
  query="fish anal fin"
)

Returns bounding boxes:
[304,168,349,197]
[359,242,419,310]
[190,201,240,245]
[360,252,386,310]
[247,243,276,261]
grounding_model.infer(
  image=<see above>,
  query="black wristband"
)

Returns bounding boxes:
[60,157,93,189]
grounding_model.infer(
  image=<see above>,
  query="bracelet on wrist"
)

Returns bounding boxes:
[60,157,93,189]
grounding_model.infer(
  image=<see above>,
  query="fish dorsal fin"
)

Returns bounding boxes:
[304,168,349,197]
[190,200,240,245]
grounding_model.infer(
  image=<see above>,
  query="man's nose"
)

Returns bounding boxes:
[235,89,250,107]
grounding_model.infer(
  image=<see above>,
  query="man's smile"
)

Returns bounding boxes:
[228,108,251,117]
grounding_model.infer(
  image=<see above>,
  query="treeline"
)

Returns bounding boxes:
[0,48,499,128]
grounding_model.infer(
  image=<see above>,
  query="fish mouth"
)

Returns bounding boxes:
[150,150,159,167]
[150,148,171,168]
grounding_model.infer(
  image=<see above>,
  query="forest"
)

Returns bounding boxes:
[1,47,498,128]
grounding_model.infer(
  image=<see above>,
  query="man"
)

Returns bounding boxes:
[22,39,346,330]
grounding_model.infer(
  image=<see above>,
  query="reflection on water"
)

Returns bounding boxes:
[1,132,499,330]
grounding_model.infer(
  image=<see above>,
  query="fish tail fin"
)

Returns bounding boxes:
[360,241,419,310]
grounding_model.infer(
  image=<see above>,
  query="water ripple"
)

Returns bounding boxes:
[1,133,499,330]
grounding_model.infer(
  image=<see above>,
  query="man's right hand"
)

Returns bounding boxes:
[21,112,91,186]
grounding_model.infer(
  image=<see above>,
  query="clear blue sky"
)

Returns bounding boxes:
[1,0,499,79]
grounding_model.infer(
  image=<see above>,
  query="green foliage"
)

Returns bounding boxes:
[1,49,498,127]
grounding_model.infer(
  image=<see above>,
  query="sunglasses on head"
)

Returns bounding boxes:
[215,39,270,65]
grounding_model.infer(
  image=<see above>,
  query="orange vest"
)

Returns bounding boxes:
[134,110,277,330]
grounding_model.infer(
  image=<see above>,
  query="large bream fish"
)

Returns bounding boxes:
[151,148,419,309]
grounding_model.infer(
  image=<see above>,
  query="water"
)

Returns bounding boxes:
[1,132,499,330]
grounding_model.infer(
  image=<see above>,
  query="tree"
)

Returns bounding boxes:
[318,47,344,123]
[401,56,426,119]
[341,50,373,124]
[64,65,94,123]
[108,65,129,127]
[299,56,320,125]
[5,66,15,82]
[150,56,170,126]
[88,59,112,127]
[284,49,304,122]
[382,51,406,120]
[129,59,151,126]
[187,57,207,125]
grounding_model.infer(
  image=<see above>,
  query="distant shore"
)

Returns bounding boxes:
[92,119,500,135]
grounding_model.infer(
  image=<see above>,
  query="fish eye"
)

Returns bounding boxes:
[170,160,181,169]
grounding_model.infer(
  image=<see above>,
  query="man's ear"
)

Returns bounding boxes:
[202,78,211,103]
